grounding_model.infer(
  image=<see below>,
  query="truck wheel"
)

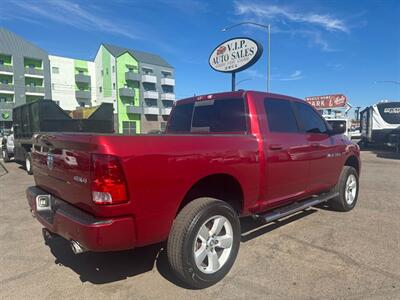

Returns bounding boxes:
[329,166,359,212]
[167,198,240,289]
[25,152,33,175]
[2,149,10,162]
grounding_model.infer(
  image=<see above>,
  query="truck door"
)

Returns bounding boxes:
[262,98,310,208]
[293,101,340,192]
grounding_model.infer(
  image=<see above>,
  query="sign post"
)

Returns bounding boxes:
[209,37,263,91]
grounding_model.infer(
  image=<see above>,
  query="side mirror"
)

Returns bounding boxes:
[328,122,346,135]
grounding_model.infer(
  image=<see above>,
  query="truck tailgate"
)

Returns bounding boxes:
[32,133,96,214]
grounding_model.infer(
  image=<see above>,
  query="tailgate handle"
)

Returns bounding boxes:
[311,143,321,148]
[269,144,283,150]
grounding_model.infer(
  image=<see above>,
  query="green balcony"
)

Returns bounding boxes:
[75,73,91,84]
[0,65,13,73]
[0,83,14,92]
[25,86,44,94]
[125,71,141,82]
[75,90,91,99]
[119,87,135,98]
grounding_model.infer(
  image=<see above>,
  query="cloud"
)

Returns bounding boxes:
[233,1,350,51]
[276,70,303,81]
[234,1,348,33]
[242,69,303,81]
[7,0,141,40]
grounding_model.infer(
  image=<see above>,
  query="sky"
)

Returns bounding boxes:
[1,0,399,111]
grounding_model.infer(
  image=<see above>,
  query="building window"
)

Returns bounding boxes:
[113,83,116,90]
[0,60,4,65]
[101,70,103,76]
[52,83,55,90]
[112,66,115,73]
[99,86,102,93]
[106,68,109,75]
[122,121,137,135]
[0,95,13,102]
[142,67,153,74]
[160,122,167,131]
[52,67,59,74]
[78,70,84,74]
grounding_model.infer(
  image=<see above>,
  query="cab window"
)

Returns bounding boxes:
[294,102,328,134]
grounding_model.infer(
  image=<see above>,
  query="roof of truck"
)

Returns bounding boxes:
[175,90,305,104]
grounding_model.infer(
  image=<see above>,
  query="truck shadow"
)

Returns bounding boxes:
[45,208,318,288]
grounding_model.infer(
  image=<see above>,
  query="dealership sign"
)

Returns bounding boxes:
[209,37,263,73]
[305,94,348,109]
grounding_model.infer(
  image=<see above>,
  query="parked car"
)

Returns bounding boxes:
[1,129,14,162]
[26,91,361,288]
[349,126,362,139]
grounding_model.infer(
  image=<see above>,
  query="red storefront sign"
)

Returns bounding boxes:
[305,94,348,108]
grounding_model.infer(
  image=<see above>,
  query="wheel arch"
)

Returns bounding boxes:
[344,155,360,175]
[176,173,244,216]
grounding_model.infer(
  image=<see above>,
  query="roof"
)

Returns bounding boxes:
[102,43,173,68]
[0,27,48,57]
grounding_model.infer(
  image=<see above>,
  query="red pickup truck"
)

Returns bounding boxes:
[27,91,360,288]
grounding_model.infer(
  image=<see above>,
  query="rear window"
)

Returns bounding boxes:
[168,98,247,133]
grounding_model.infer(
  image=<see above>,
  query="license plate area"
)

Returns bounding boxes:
[36,194,52,212]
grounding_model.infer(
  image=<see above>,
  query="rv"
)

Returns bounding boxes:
[360,101,400,151]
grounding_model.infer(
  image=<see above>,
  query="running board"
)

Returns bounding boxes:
[256,191,339,223]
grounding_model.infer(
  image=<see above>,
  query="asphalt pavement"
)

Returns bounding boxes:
[0,149,399,299]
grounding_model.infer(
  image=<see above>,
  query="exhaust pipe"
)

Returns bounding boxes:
[70,240,87,254]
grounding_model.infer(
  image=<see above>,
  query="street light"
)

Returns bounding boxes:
[221,21,271,92]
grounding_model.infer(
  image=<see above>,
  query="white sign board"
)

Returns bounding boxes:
[209,37,263,73]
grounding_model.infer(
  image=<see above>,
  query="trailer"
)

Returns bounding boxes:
[360,101,400,152]
[8,100,114,174]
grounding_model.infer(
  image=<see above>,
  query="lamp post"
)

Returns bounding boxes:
[221,21,271,92]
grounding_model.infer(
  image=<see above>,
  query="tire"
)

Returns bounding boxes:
[329,166,359,212]
[167,198,240,289]
[25,152,33,175]
[2,149,10,162]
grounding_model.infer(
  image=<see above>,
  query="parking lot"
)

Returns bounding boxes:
[0,149,399,300]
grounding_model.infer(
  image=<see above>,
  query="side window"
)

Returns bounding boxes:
[294,102,328,134]
[264,98,299,133]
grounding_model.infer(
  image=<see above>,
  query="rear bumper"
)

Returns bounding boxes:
[26,186,136,252]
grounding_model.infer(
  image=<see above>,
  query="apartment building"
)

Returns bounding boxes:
[0,28,175,134]
[95,44,175,134]
[0,28,51,130]
[49,55,96,111]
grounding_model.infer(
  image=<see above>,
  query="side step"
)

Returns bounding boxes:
[256,191,339,223]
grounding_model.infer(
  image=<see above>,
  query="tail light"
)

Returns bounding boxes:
[91,154,128,205]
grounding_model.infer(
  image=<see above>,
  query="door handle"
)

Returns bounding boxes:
[269,144,283,150]
[311,143,320,148]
